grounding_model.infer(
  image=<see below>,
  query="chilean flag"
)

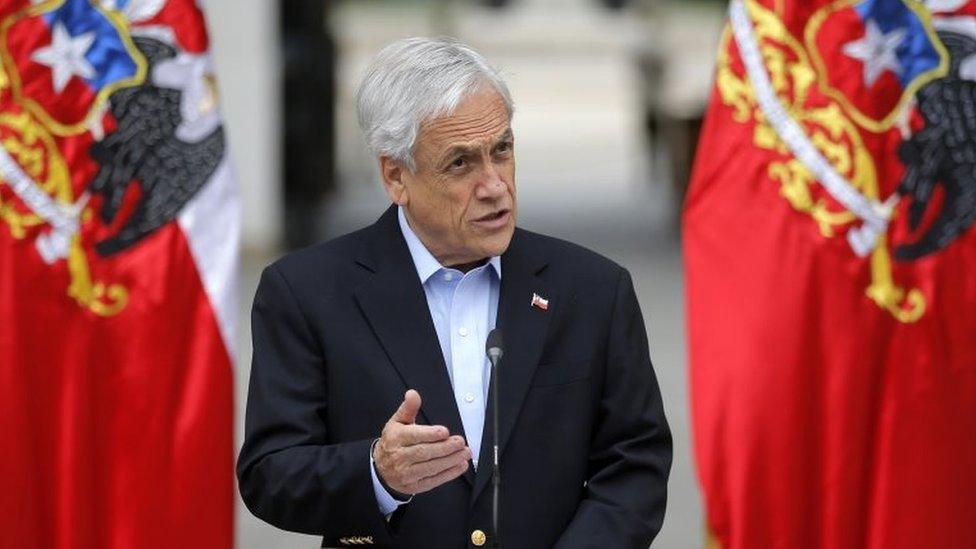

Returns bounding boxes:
[0,1,238,548]
[686,0,976,548]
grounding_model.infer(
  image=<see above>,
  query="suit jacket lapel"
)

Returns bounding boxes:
[472,229,554,503]
[352,206,474,484]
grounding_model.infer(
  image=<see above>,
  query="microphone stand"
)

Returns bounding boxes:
[491,353,500,549]
[486,330,504,549]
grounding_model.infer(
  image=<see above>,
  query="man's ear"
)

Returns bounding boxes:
[379,156,409,206]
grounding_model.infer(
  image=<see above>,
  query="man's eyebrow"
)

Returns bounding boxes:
[495,129,514,143]
[438,144,478,165]
[437,129,514,165]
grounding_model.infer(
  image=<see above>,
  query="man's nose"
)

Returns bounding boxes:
[475,162,508,199]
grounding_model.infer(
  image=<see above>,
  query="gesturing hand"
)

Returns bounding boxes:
[373,390,471,496]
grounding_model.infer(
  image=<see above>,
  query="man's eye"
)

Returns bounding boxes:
[449,157,467,170]
[495,142,513,155]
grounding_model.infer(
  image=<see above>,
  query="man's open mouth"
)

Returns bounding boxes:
[475,209,509,222]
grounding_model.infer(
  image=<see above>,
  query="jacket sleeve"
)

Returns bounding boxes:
[554,268,673,549]
[236,264,395,545]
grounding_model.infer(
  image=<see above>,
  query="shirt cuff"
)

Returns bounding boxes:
[370,439,412,517]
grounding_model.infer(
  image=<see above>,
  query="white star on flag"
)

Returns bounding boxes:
[842,19,907,87]
[30,22,97,94]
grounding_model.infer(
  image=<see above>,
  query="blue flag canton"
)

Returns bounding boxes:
[41,0,139,93]
[853,0,943,88]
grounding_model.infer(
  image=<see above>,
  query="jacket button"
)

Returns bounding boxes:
[471,529,487,546]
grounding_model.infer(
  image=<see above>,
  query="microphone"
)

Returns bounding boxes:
[485,329,503,549]
[486,328,503,364]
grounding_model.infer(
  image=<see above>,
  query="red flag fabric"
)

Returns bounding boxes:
[685,1,976,548]
[0,1,238,548]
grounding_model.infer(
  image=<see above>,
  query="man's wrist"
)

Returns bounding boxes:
[370,438,413,503]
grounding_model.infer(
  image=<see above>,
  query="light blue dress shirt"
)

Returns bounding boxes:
[370,207,501,516]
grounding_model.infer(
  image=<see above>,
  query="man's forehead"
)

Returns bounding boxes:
[418,92,512,148]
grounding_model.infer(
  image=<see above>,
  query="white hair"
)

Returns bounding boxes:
[355,37,514,172]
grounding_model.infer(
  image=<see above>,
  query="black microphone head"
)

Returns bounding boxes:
[486,328,504,361]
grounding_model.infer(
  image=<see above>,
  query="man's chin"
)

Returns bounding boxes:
[482,227,515,258]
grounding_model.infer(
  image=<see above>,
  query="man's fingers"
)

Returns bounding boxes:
[403,447,470,484]
[391,389,422,425]
[392,424,453,446]
[400,436,466,462]
[407,459,470,494]
[374,430,469,494]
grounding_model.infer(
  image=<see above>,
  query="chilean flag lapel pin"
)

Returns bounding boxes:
[531,293,549,311]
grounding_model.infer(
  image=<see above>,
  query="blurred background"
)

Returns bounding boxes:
[205,0,727,546]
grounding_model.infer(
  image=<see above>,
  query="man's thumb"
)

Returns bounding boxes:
[392,389,421,424]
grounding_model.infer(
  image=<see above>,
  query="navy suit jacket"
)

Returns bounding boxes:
[237,206,672,548]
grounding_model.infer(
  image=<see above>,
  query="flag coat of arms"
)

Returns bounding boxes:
[685,0,976,548]
[0,1,238,547]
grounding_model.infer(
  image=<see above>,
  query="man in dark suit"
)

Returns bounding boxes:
[237,37,672,548]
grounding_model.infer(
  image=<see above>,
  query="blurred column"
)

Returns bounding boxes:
[281,0,337,250]
[643,0,725,228]
[206,0,282,252]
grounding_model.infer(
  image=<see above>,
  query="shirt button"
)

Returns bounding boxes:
[458,327,469,337]
[463,393,475,403]
[443,272,454,281]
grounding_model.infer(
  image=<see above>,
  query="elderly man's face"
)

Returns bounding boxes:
[381,90,516,267]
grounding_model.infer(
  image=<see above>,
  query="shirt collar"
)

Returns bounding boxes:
[397,206,501,283]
